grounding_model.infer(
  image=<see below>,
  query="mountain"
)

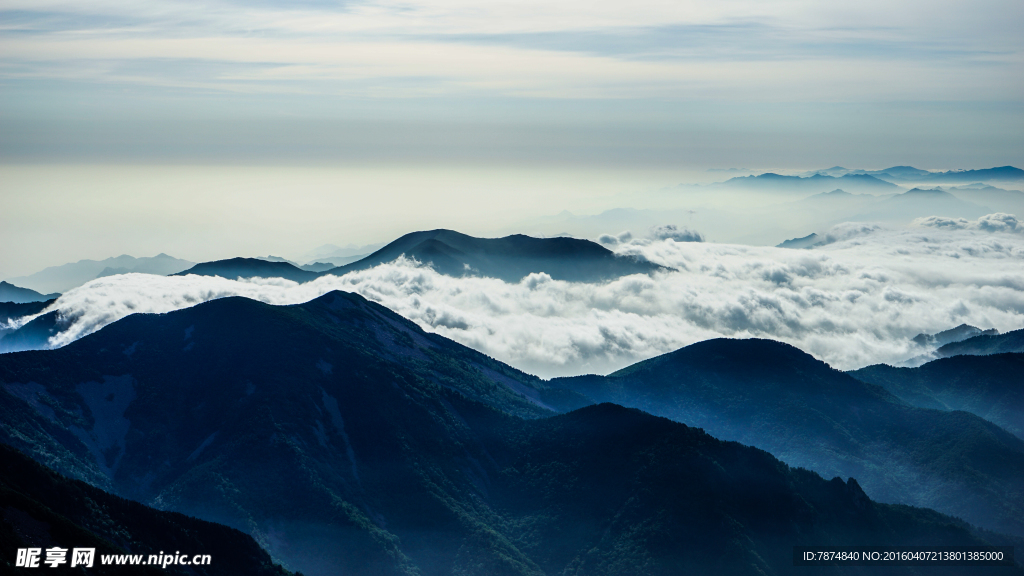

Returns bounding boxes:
[0,443,289,576]
[851,353,1024,440]
[845,188,991,222]
[935,328,1024,358]
[325,229,667,282]
[864,166,935,180]
[924,167,1024,183]
[0,300,53,326]
[299,262,337,272]
[913,324,1000,348]
[722,173,899,194]
[0,281,60,304]
[173,257,320,283]
[6,254,194,294]
[547,338,1024,537]
[0,311,64,354]
[2,293,1019,575]
[944,184,1024,216]
[777,232,822,249]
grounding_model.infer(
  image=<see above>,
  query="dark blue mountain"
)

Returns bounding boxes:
[324,229,667,282]
[935,328,1024,358]
[173,257,320,283]
[0,299,53,326]
[851,353,1024,440]
[0,281,60,304]
[0,311,65,354]
[548,338,1024,537]
[2,294,1018,575]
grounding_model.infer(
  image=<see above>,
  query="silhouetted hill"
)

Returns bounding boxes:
[1,295,1018,575]
[326,229,667,282]
[0,443,289,575]
[0,299,53,325]
[548,338,1024,537]
[851,353,1024,440]
[0,281,59,304]
[936,328,1024,358]
[173,257,320,283]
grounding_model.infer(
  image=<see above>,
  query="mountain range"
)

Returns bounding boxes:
[852,353,1024,440]
[5,254,194,294]
[3,292,1022,575]
[175,230,666,284]
[722,172,899,194]
[546,338,1024,537]
[0,281,59,304]
[802,166,1024,183]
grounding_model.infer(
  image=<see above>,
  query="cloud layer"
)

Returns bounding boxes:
[11,218,1024,378]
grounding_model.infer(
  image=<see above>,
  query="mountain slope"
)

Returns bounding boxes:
[1,294,1019,575]
[851,353,1024,439]
[326,229,666,282]
[0,281,59,304]
[0,443,289,576]
[548,338,1024,537]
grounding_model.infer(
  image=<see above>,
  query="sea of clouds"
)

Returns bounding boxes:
[7,214,1024,378]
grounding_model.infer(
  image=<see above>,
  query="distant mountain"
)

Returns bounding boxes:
[913,324,999,348]
[944,184,1024,216]
[0,281,59,304]
[864,166,935,180]
[935,328,1024,357]
[862,166,1024,183]
[0,300,53,326]
[2,294,1017,575]
[0,443,289,576]
[173,257,320,283]
[547,338,1024,537]
[299,261,337,272]
[851,353,1024,440]
[325,229,667,282]
[6,254,194,294]
[722,172,899,194]
[776,232,822,249]
[925,166,1024,183]
[845,188,991,222]
[304,253,371,268]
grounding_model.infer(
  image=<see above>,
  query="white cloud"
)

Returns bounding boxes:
[11,217,1024,378]
[914,213,1021,234]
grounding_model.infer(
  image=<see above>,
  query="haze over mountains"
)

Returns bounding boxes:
[5,254,193,295]
[2,291,1022,575]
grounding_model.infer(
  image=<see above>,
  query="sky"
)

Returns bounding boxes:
[1,0,1023,276]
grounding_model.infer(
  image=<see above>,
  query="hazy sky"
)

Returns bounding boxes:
[1,0,1022,276]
